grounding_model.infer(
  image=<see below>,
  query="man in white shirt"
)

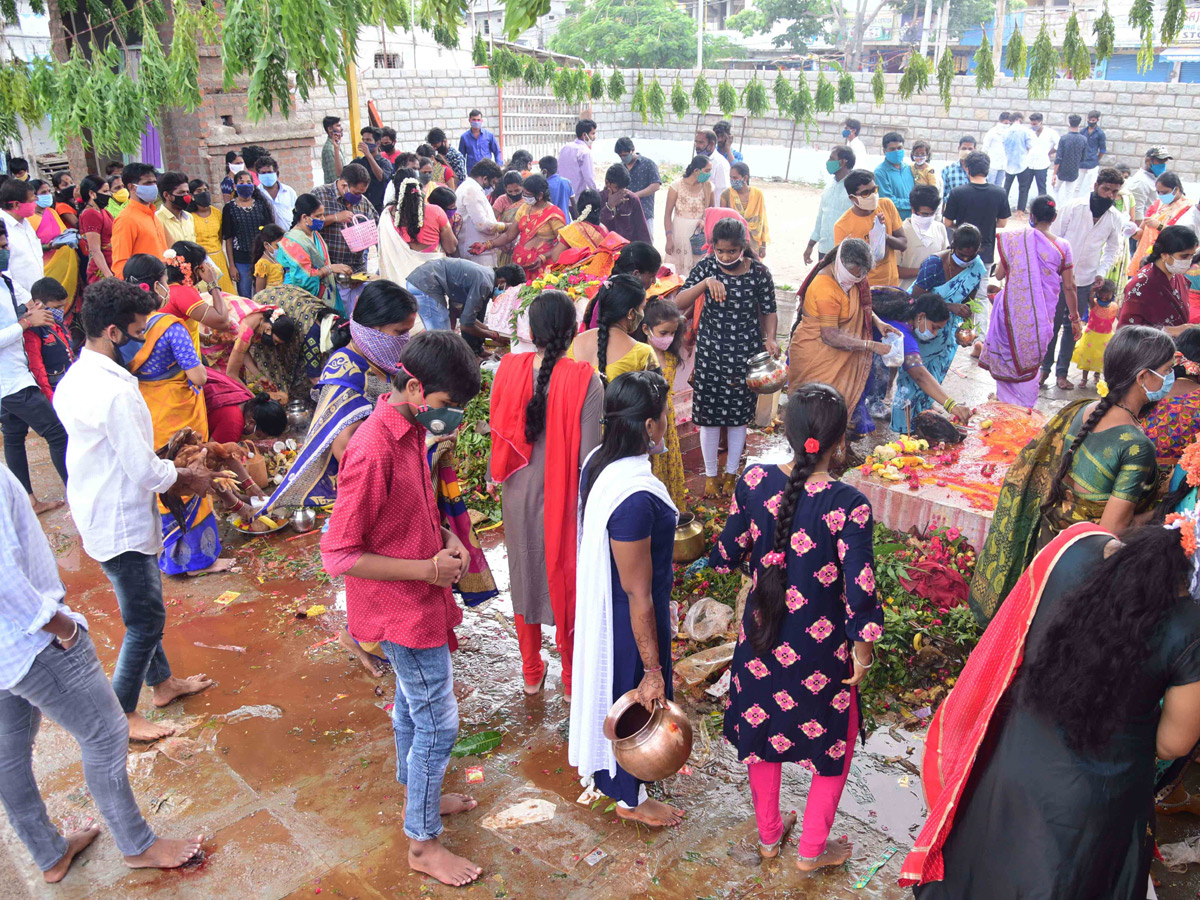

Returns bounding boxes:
[255,156,297,229]
[455,159,506,268]
[842,118,868,165]
[1043,167,1128,389]
[0,221,67,514]
[54,279,215,742]
[804,146,855,263]
[1127,146,1171,223]
[695,127,730,200]
[981,112,1011,188]
[1025,113,1058,205]
[0,179,45,303]
[0,464,205,880]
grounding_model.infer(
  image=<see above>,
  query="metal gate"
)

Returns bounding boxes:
[498,82,586,162]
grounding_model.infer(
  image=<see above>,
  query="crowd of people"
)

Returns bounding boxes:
[2,100,1200,896]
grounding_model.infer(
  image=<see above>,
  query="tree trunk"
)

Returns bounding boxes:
[992,0,1007,74]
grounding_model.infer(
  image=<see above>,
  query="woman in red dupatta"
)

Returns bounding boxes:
[904,520,1200,899]
[478,175,566,281]
[489,291,604,698]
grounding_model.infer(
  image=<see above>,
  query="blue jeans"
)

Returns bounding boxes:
[0,631,157,869]
[380,641,458,841]
[234,260,254,297]
[406,282,451,331]
[98,551,172,714]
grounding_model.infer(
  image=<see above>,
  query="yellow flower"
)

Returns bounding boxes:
[1096,379,1109,397]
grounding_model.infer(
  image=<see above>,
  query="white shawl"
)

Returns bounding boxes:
[568,451,677,780]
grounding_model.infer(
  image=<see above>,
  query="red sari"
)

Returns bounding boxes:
[900,522,1111,887]
[511,204,566,279]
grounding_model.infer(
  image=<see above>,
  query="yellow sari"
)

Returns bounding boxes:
[29,207,79,302]
[191,207,236,293]
[721,187,770,256]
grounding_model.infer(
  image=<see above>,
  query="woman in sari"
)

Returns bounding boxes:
[277,193,348,310]
[968,326,1174,622]
[1142,325,1200,489]
[788,239,895,436]
[120,254,232,576]
[29,180,79,305]
[220,300,297,387]
[719,162,770,258]
[914,223,988,385]
[161,241,231,351]
[1121,223,1198,335]
[491,291,603,698]
[904,521,1200,899]
[551,189,627,277]
[569,370,684,828]
[1128,172,1191,274]
[77,174,115,285]
[476,175,566,280]
[979,197,1078,407]
[188,179,236,294]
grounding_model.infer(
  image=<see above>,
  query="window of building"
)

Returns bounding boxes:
[374,52,400,68]
[483,19,490,34]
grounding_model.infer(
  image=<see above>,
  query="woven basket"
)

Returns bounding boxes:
[342,214,379,253]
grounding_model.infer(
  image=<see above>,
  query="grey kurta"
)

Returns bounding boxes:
[497,369,604,625]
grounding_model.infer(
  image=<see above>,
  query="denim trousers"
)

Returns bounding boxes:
[98,551,173,714]
[406,283,451,331]
[234,261,254,297]
[0,631,157,870]
[380,641,458,841]
[1042,285,1093,377]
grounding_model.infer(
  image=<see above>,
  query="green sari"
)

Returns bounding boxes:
[968,400,1159,622]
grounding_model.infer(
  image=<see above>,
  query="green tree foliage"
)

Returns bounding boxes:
[725,0,828,55]
[1027,21,1058,98]
[1129,0,1156,72]
[1093,3,1116,63]
[936,47,955,111]
[837,66,855,104]
[814,68,835,112]
[1163,0,1187,45]
[473,34,489,66]
[671,78,690,119]
[590,71,606,100]
[896,0,993,40]
[974,32,995,90]
[742,75,768,119]
[550,0,745,68]
[692,73,713,115]
[718,78,739,117]
[1062,12,1092,83]
[773,70,794,116]
[607,70,626,102]
[871,60,886,104]
[1005,28,1027,77]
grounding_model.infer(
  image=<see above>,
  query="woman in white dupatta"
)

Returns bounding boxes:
[569,371,685,827]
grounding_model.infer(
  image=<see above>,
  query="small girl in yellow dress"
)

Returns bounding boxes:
[641,298,688,509]
[1071,278,1118,385]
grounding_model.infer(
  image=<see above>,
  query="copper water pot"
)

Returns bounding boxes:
[602,690,693,782]
[673,513,706,563]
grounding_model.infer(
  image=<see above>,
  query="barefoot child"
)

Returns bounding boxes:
[640,298,688,508]
[321,330,484,887]
[708,383,882,869]
[1071,278,1118,385]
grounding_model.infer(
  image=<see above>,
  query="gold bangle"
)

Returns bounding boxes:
[428,556,440,584]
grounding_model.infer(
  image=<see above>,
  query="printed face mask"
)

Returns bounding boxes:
[696,172,711,183]
[349,320,409,376]
[730,179,746,191]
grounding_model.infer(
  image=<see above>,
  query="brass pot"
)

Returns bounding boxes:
[955,324,977,348]
[673,513,706,563]
[603,691,694,783]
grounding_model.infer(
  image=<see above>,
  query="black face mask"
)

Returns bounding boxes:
[56,189,74,205]
[93,193,111,211]
[109,328,134,368]
[1089,193,1115,217]
[193,191,211,208]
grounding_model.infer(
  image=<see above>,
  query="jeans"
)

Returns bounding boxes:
[1004,168,1043,212]
[99,551,173,714]
[987,169,1006,187]
[234,260,254,297]
[0,631,156,870]
[406,282,451,331]
[1042,285,1093,377]
[380,641,458,841]
[0,385,68,495]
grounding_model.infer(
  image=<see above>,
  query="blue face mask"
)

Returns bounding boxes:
[35,193,53,209]
[309,217,325,231]
[885,149,905,165]
[1143,367,1175,402]
[1158,190,1176,205]
[1150,162,1167,177]
[135,183,159,204]
[259,172,278,188]
[842,128,852,139]
[916,326,937,342]
[235,183,256,199]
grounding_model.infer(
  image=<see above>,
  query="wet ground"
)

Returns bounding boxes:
[7,324,1200,899]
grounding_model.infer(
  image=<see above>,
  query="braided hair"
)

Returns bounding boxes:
[1040,325,1175,520]
[524,291,578,443]
[749,383,849,656]
[594,273,647,385]
[391,167,422,238]
[580,370,670,512]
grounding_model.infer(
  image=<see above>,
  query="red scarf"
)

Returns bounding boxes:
[490,352,595,626]
[900,522,1111,887]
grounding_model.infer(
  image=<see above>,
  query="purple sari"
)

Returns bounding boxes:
[980,228,1072,406]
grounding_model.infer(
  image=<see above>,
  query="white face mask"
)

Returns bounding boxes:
[911,213,935,231]
[229,163,245,174]
[851,192,879,212]
[1166,256,1193,275]
[834,257,861,291]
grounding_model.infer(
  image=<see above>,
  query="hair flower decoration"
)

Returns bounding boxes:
[1181,440,1200,488]
[1165,508,1200,598]
[163,248,178,259]
[762,550,786,568]
[804,437,820,454]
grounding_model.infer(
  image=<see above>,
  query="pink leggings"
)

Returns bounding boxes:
[746,688,859,858]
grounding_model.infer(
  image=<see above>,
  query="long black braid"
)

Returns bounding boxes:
[593,273,646,386]
[749,383,849,656]
[524,291,577,443]
[1040,326,1175,520]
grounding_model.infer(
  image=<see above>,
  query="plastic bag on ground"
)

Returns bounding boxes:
[682,597,734,642]
[1159,836,1200,872]
[675,642,736,685]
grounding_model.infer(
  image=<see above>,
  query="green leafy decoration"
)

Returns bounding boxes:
[1093,3,1116,63]
[974,32,995,90]
[837,66,855,104]
[1062,12,1092,83]
[647,77,667,123]
[742,75,769,119]
[791,72,813,124]
[168,2,219,114]
[1129,0,1156,72]
[773,70,793,116]
[671,77,690,119]
[607,70,626,102]
[553,66,575,101]
[590,71,606,100]
[692,73,712,115]
[523,56,546,85]
[717,78,739,117]
[450,730,504,758]
[871,61,886,104]
[574,67,592,104]
[632,71,648,123]
[936,47,955,111]
[473,34,489,67]
[814,68,835,113]
[136,9,172,125]
[898,53,930,99]
[1163,0,1187,45]
[1027,21,1058,98]
[1005,28,1027,77]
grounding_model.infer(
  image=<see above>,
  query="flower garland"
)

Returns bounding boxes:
[390,177,424,233]
[162,248,194,287]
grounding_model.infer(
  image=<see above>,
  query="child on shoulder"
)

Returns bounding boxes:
[25,277,75,400]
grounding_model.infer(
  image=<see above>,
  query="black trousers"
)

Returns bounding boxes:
[0,385,68,494]
[1004,168,1046,212]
